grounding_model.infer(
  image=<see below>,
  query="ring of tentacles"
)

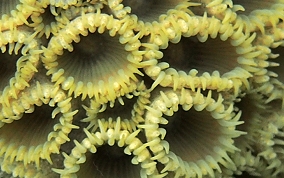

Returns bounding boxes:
[1,0,284,178]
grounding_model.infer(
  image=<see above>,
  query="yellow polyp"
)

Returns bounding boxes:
[236,45,254,54]
[149,71,167,91]
[73,81,84,97]
[84,129,103,146]
[237,57,256,66]
[206,0,223,8]
[220,27,233,41]
[244,50,262,59]
[0,0,284,177]
[50,68,65,82]
[8,43,16,55]
[71,147,83,160]
[51,107,62,119]
[57,131,70,143]
[197,159,215,177]
[4,144,17,163]
[188,162,202,178]
[194,101,208,112]
[14,146,27,163]
[205,155,222,173]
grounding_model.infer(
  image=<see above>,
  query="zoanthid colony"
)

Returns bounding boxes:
[0,0,284,177]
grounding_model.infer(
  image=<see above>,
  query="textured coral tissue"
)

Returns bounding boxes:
[0,0,284,178]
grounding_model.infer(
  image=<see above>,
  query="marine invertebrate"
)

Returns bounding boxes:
[48,0,86,9]
[141,87,243,177]
[0,0,39,31]
[142,14,268,96]
[82,81,150,133]
[42,11,144,102]
[108,0,200,49]
[252,22,284,104]
[28,1,104,38]
[229,92,274,176]
[0,26,40,109]
[0,71,78,177]
[54,121,159,177]
[193,0,284,34]
[189,0,233,17]
[257,100,284,177]
[229,0,284,34]
[1,0,284,177]
[28,4,66,39]
[0,156,60,178]
[108,0,197,23]
[265,45,284,104]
